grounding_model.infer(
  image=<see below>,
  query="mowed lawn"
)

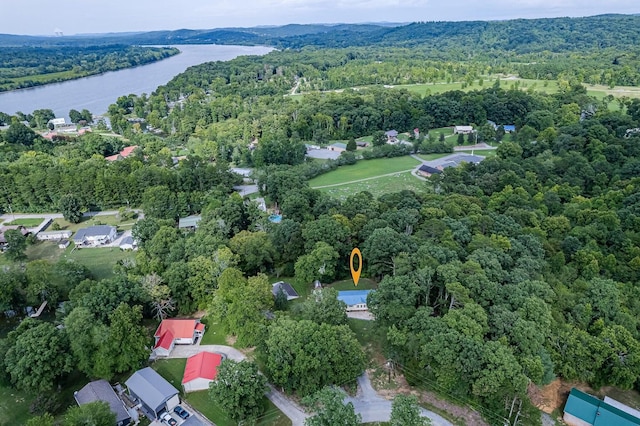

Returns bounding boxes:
[3,217,46,227]
[316,171,427,201]
[0,383,33,425]
[153,359,291,426]
[309,156,421,188]
[67,247,135,280]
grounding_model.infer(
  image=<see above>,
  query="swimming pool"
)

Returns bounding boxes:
[268,214,282,223]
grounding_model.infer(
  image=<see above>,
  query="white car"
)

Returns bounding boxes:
[160,412,177,426]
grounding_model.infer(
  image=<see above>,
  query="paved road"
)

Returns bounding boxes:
[345,374,452,426]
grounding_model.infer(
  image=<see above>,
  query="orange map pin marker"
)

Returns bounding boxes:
[350,248,362,286]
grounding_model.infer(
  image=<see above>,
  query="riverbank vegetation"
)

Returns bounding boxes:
[0,45,179,92]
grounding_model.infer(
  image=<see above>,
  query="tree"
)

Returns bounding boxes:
[142,273,174,320]
[372,130,387,147]
[4,322,73,391]
[100,303,148,376]
[58,193,82,223]
[142,185,178,220]
[363,227,417,278]
[209,360,267,423]
[63,401,115,426]
[3,228,27,261]
[5,118,37,145]
[65,307,105,377]
[303,387,361,426]
[26,413,54,426]
[390,395,431,426]
[228,231,275,274]
[346,138,357,151]
[264,318,365,396]
[294,242,340,285]
[300,288,347,326]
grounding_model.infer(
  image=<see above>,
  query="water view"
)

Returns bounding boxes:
[0,44,273,119]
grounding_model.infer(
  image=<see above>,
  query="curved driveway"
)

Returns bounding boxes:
[168,345,451,426]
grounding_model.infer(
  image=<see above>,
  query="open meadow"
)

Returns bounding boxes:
[308,156,421,187]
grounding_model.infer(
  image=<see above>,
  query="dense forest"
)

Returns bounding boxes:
[2,13,640,426]
[0,45,179,92]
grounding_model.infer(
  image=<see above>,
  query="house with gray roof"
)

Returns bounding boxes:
[73,225,117,246]
[74,379,132,426]
[125,367,179,421]
[272,281,299,301]
[178,215,201,230]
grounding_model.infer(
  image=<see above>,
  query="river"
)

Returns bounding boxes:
[0,44,273,119]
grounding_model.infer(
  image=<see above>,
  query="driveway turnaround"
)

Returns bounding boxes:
[166,345,451,426]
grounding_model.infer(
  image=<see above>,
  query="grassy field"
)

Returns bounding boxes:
[3,218,46,227]
[153,359,290,426]
[0,383,33,425]
[308,156,421,188]
[328,278,377,292]
[199,319,231,346]
[315,171,427,201]
[67,247,135,280]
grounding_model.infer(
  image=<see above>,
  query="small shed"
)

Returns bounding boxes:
[119,236,136,250]
[58,239,70,249]
[178,215,202,230]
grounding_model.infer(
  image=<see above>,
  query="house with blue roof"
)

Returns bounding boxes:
[563,388,640,426]
[337,290,373,312]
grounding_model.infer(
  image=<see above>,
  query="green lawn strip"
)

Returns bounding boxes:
[26,241,66,263]
[3,218,45,227]
[456,149,497,157]
[308,156,421,188]
[198,319,231,346]
[328,278,377,292]
[66,247,135,280]
[317,171,426,201]
[0,382,33,424]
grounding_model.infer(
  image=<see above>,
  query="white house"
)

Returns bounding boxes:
[152,319,205,358]
[453,125,474,134]
[182,352,224,393]
[73,225,117,246]
[119,236,137,250]
[37,230,73,241]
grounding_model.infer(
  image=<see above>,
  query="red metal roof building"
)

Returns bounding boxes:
[152,319,204,358]
[182,352,224,392]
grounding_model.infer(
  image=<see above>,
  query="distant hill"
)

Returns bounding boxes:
[2,15,640,55]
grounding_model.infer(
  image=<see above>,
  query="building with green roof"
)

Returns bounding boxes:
[563,388,640,426]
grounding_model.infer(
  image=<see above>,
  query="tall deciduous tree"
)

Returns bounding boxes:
[58,193,83,223]
[101,303,148,375]
[300,288,347,326]
[3,228,27,261]
[264,318,365,396]
[303,387,361,426]
[63,401,115,426]
[4,322,73,391]
[294,242,340,285]
[209,360,267,423]
[390,394,431,426]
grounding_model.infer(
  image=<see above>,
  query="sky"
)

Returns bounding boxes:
[3,0,639,36]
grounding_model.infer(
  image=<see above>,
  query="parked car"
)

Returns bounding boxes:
[161,412,177,426]
[173,405,190,419]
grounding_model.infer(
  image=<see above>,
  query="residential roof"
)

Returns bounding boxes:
[0,225,28,244]
[454,125,474,131]
[73,225,116,242]
[74,379,131,424]
[272,282,299,300]
[125,367,178,412]
[120,145,138,157]
[385,130,399,137]
[418,165,442,175]
[337,290,373,306]
[178,215,202,229]
[503,125,516,132]
[564,388,640,426]
[120,236,135,246]
[183,352,223,384]
[154,319,199,349]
